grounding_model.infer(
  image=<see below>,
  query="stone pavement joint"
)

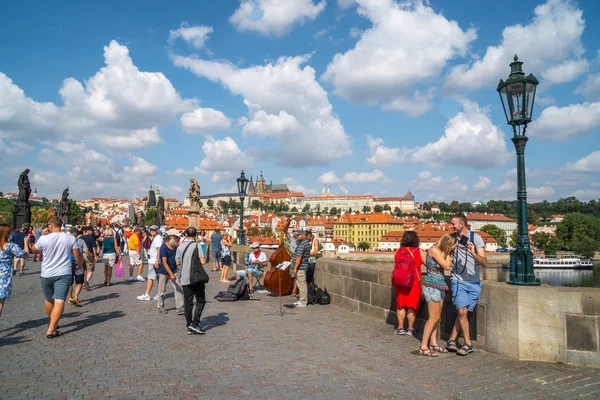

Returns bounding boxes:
[1,258,599,399]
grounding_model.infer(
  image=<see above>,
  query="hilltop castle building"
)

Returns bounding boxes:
[248,170,289,195]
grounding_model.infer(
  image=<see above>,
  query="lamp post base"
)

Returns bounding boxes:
[507,247,540,286]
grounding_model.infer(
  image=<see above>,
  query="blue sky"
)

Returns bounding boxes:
[1,0,599,203]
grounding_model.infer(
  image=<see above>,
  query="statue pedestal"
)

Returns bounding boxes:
[188,207,200,229]
[13,201,31,230]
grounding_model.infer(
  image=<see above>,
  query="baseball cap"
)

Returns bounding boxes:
[149,225,159,231]
[294,230,306,237]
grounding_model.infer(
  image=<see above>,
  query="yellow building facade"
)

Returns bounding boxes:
[333,213,404,249]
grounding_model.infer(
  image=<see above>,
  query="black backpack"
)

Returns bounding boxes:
[308,283,318,305]
[317,287,331,305]
[181,242,209,286]
[215,277,250,302]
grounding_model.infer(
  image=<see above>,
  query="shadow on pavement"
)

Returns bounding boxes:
[82,292,119,305]
[201,312,229,331]
[62,310,125,334]
[0,335,31,347]
[0,311,83,336]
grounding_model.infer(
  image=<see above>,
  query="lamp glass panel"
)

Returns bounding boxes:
[525,82,536,119]
[507,82,524,120]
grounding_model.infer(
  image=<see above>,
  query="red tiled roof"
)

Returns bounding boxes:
[335,213,403,224]
[467,213,515,222]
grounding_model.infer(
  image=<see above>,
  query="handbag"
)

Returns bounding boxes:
[182,242,209,285]
[115,258,124,277]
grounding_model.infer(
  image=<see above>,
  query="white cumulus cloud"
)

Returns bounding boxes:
[323,0,476,116]
[365,135,407,167]
[575,73,600,101]
[542,59,589,84]
[180,107,231,134]
[230,0,326,37]
[169,23,214,49]
[528,102,600,140]
[316,169,391,185]
[563,151,600,173]
[411,100,511,168]
[445,0,586,92]
[172,53,352,167]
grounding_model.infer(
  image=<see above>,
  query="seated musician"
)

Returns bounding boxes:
[235,242,267,292]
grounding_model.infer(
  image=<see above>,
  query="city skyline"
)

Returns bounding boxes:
[1,0,599,203]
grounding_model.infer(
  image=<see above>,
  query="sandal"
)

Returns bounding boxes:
[46,331,63,339]
[429,345,448,353]
[457,344,474,356]
[446,340,458,352]
[394,328,406,335]
[417,346,438,357]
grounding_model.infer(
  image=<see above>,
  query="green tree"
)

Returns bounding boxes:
[383,204,391,211]
[68,200,84,225]
[530,231,551,251]
[217,200,228,212]
[570,236,598,258]
[330,207,338,215]
[357,241,370,251]
[143,209,156,226]
[291,206,298,212]
[207,199,214,210]
[362,205,371,213]
[94,203,99,211]
[31,206,50,225]
[302,204,310,213]
[480,224,507,248]
[251,199,262,210]
[373,205,383,213]
[509,229,518,248]
[394,207,401,216]
[545,237,563,256]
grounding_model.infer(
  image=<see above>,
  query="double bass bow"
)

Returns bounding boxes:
[264,218,293,295]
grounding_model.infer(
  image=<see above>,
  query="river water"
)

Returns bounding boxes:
[485,262,600,288]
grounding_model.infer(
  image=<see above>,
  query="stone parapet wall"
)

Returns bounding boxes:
[314,258,600,367]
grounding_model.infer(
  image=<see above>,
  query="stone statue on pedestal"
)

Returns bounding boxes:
[188,178,201,228]
[154,197,165,227]
[189,178,201,209]
[13,169,32,229]
[55,188,70,226]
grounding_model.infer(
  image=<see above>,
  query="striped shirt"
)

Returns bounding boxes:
[293,238,311,271]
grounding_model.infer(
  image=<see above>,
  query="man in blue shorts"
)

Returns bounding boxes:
[447,214,487,356]
[31,217,83,338]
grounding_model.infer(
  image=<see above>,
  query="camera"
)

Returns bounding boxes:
[458,235,469,246]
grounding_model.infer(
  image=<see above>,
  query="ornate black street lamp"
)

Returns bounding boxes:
[497,55,540,286]
[236,170,249,245]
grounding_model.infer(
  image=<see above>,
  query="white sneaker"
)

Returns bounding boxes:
[295,302,307,308]
[137,294,151,301]
[153,294,160,300]
[136,275,146,282]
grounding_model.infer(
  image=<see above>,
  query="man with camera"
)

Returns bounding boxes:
[446,214,487,356]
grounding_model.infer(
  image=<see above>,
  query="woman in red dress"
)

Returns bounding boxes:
[394,231,426,336]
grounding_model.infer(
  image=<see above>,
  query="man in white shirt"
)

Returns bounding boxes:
[31,217,83,338]
[235,242,267,292]
[137,225,163,301]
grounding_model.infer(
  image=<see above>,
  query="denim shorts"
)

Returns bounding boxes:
[221,255,232,266]
[40,275,73,301]
[422,285,443,303]
[451,280,482,312]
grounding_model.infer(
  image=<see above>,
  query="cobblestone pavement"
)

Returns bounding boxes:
[1,258,599,400]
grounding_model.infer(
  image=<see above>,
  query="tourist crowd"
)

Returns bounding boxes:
[0,213,484,356]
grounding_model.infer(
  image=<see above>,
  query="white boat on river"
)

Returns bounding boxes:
[534,255,593,269]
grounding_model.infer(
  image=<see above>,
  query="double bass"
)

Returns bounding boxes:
[264,218,293,295]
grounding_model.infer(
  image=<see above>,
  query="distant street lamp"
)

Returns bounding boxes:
[497,55,540,286]
[236,170,250,245]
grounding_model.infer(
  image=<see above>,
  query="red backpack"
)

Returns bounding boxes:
[392,247,419,288]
